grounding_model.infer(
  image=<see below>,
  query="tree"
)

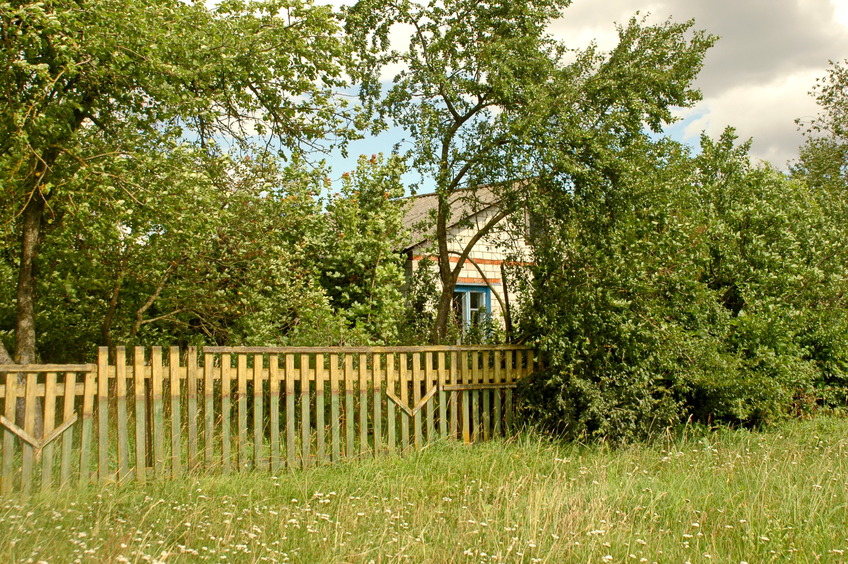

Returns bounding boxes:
[0,0,354,363]
[346,0,715,341]
[316,154,409,344]
[793,60,848,200]
[521,130,848,444]
[14,149,335,361]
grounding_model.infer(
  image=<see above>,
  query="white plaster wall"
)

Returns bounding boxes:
[407,205,532,325]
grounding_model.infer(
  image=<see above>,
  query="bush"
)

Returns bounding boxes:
[519,132,848,444]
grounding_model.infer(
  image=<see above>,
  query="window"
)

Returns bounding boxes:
[452,285,491,330]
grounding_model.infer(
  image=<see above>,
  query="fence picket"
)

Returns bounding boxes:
[386,355,396,454]
[187,347,198,471]
[345,354,354,458]
[449,351,458,440]
[20,372,36,493]
[60,372,76,487]
[117,347,130,482]
[482,350,491,441]
[269,354,280,473]
[316,354,326,463]
[358,353,368,458]
[285,354,296,469]
[493,350,503,437]
[300,354,310,468]
[97,348,109,481]
[425,351,435,442]
[133,347,146,482]
[79,369,95,486]
[438,352,447,439]
[205,352,214,468]
[413,353,422,450]
[42,372,58,489]
[169,347,182,478]
[237,354,248,471]
[2,372,16,494]
[221,354,232,474]
[399,353,409,452]
[152,348,165,478]
[330,353,340,462]
[372,353,382,456]
[254,354,264,471]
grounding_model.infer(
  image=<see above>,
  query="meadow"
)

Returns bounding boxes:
[1,416,847,563]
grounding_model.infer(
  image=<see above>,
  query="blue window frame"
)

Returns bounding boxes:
[452,285,491,330]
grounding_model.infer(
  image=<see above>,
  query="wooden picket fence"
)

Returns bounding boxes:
[0,345,536,494]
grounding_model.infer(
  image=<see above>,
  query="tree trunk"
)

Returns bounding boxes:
[431,191,456,342]
[0,341,13,365]
[14,187,47,434]
[15,194,45,365]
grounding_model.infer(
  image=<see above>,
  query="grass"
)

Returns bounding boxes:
[1,416,847,563]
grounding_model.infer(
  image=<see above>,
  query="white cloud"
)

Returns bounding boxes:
[679,70,823,165]
[551,0,848,168]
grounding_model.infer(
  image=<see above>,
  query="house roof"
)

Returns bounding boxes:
[398,186,501,252]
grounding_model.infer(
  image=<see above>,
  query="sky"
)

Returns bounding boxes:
[553,0,848,167]
[330,0,848,180]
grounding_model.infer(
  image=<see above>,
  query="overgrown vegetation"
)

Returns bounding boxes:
[2,416,847,562]
[2,0,848,444]
[520,130,848,443]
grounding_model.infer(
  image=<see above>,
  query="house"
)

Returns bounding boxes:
[398,186,532,333]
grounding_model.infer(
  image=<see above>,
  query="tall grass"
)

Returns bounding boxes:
[2,416,847,563]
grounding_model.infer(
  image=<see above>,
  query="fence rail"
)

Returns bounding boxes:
[0,345,536,494]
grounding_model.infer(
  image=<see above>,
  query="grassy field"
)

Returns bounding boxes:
[1,416,847,563]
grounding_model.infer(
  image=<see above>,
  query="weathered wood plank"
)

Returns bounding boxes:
[254,354,265,471]
[133,347,147,482]
[425,351,435,443]
[21,372,37,494]
[412,353,422,450]
[505,350,515,433]
[315,354,326,463]
[97,348,109,482]
[41,371,58,490]
[372,353,382,456]
[285,354,296,469]
[221,353,232,474]
[0,364,95,373]
[60,372,75,488]
[450,351,459,440]
[152,348,165,478]
[399,353,409,452]
[169,347,182,479]
[344,354,354,458]
[330,353,340,462]
[79,370,95,486]
[482,351,491,441]
[493,350,503,437]
[117,347,130,482]
[438,352,447,439]
[461,351,471,445]
[269,354,280,473]
[358,354,368,458]
[237,353,248,471]
[204,352,214,468]
[386,355,395,454]
[186,346,198,471]
[300,354,310,467]
[1,371,17,494]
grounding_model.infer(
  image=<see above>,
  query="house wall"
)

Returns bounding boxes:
[406,205,532,325]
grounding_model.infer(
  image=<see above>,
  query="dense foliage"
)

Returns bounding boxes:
[2,1,848,443]
[520,130,848,443]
